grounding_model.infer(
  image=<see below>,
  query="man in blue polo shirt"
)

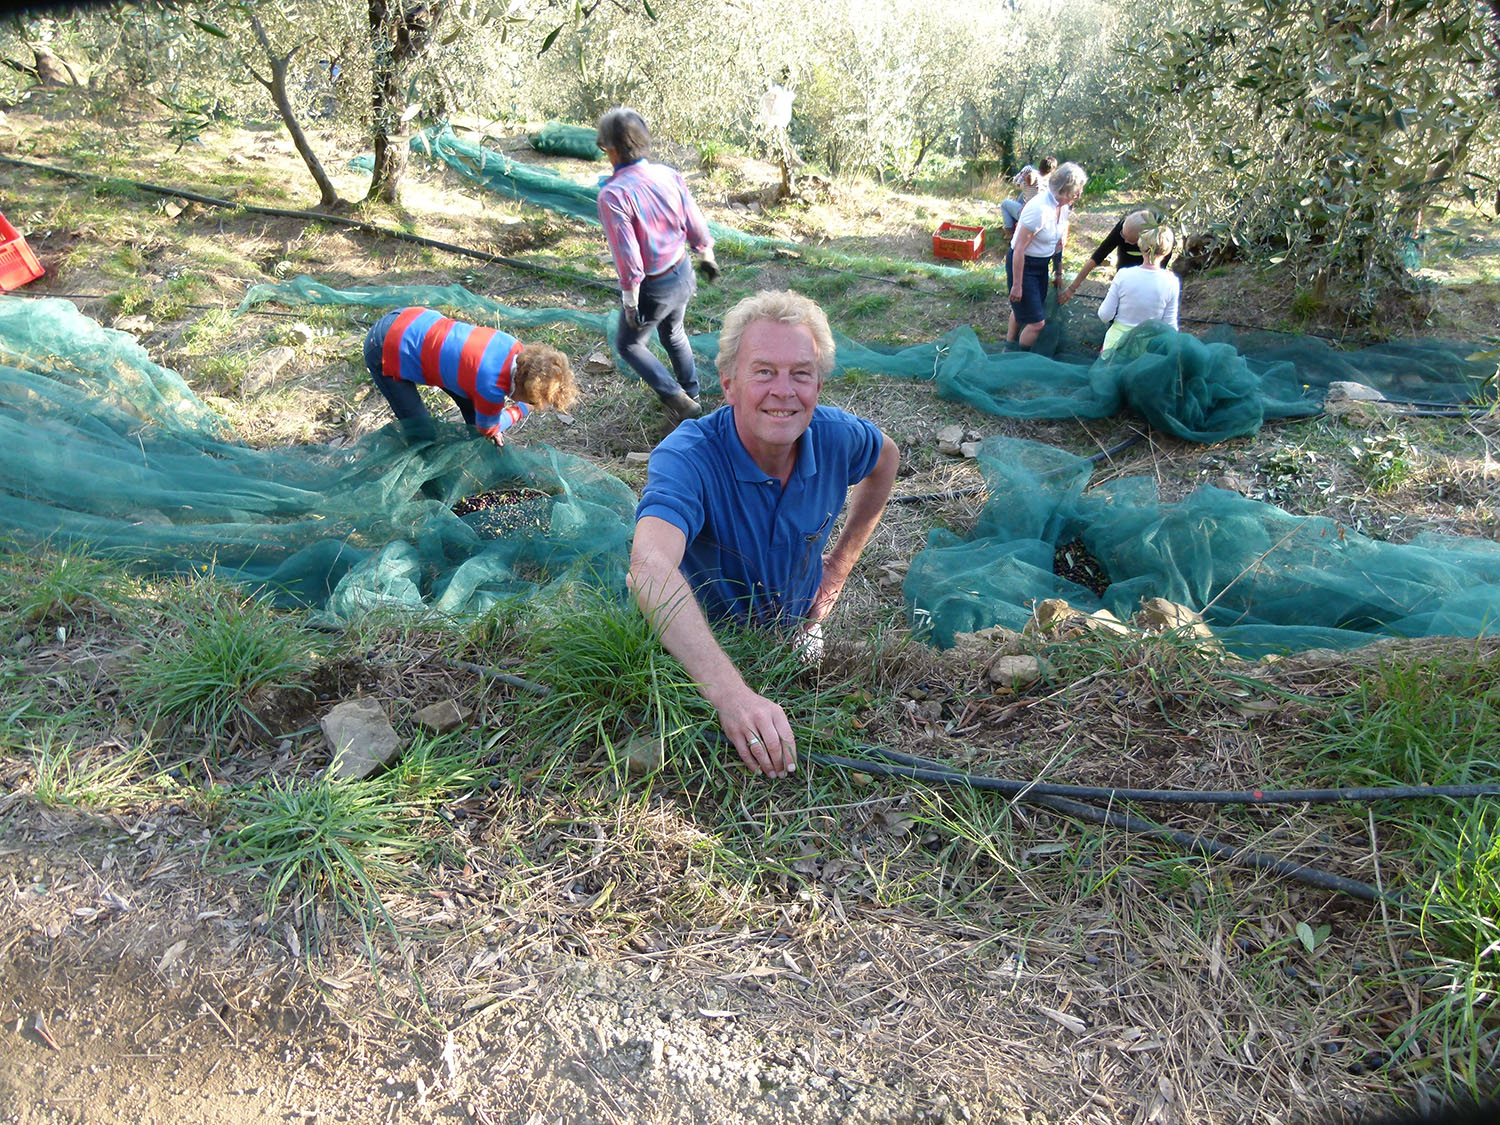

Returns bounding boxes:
[629,290,900,781]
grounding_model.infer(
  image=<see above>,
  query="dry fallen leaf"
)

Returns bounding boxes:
[156,938,188,974]
[1036,1005,1087,1035]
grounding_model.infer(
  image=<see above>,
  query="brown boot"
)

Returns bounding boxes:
[663,392,703,427]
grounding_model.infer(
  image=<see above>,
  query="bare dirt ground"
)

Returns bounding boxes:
[2,87,1499,1125]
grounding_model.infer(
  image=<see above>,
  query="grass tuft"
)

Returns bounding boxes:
[120,580,317,743]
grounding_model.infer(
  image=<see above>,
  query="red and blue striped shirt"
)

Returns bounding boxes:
[378,307,527,436]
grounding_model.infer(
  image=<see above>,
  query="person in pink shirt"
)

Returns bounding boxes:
[596,107,720,428]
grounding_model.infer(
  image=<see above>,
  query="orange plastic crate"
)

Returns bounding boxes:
[0,212,44,291]
[932,222,985,261]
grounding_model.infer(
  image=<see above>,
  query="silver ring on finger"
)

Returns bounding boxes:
[747,736,762,746]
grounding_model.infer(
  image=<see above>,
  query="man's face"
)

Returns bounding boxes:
[723,320,823,450]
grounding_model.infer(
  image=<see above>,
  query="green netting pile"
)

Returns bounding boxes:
[907,436,1500,657]
[529,121,604,161]
[241,278,1493,446]
[0,297,636,621]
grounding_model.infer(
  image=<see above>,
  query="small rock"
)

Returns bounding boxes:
[582,351,613,375]
[244,346,296,396]
[1027,598,1131,638]
[288,322,317,347]
[625,451,652,464]
[1326,381,1387,403]
[413,699,472,734]
[959,441,981,459]
[113,315,152,335]
[936,425,965,456]
[985,653,1049,689]
[620,732,663,775]
[963,625,1025,655]
[321,698,402,780]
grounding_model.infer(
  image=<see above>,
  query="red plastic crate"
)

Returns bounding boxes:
[932,222,985,261]
[0,212,44,291]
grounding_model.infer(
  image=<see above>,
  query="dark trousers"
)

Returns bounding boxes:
[364,315,475,438]
[617,254,698,401]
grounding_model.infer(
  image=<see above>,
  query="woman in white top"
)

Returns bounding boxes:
[1007,161,1087,350]
[1097,224,1180,357]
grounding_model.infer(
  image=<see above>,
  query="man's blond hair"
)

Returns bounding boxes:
[717,290,836,380]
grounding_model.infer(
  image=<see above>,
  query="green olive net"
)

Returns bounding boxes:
[529,120,605,161]
[0,296,636,622]
[11,243,1499,653]
[907,436,1500,657]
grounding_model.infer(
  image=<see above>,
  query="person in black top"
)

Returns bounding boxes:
[1058,208,1167,305]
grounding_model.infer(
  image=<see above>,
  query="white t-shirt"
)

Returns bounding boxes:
[1011,190,1070,257]
[1098,266,1180,329]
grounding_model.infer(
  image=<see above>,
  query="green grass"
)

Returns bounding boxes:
[177,307,238,354]
[952,271,1007,302]
[1352,430,1419,494]
[1299,652,1500,1092]
[192,351,251,392]
[220,771,414,942]
[0,544,129,632]
[220,730,502,943]
[844,292,895,320]
[119,580,318,743]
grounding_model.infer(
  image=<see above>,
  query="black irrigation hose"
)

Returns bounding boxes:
[0,153,618,293]
[811,748,1414,904]
[445,656,550,696]
[1019,789,1390,902]
[819,745,1500,808]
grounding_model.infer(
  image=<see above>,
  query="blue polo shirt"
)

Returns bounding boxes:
[636,404,885,627]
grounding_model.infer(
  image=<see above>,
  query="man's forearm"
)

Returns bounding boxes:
[629,562,748,710]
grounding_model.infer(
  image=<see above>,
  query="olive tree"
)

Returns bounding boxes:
[1119,0,1500,307]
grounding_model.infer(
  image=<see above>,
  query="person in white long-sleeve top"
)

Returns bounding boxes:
[1097,225,1179,357]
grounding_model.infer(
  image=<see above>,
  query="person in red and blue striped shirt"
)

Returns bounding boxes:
[363,307,578,445]
[596,106,719,429]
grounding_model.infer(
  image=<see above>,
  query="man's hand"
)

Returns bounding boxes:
[490,431,506,448]
[713,684,797,778]
[696,254,722,283]
[1057,283,1075,306]
[622,290,642,331]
